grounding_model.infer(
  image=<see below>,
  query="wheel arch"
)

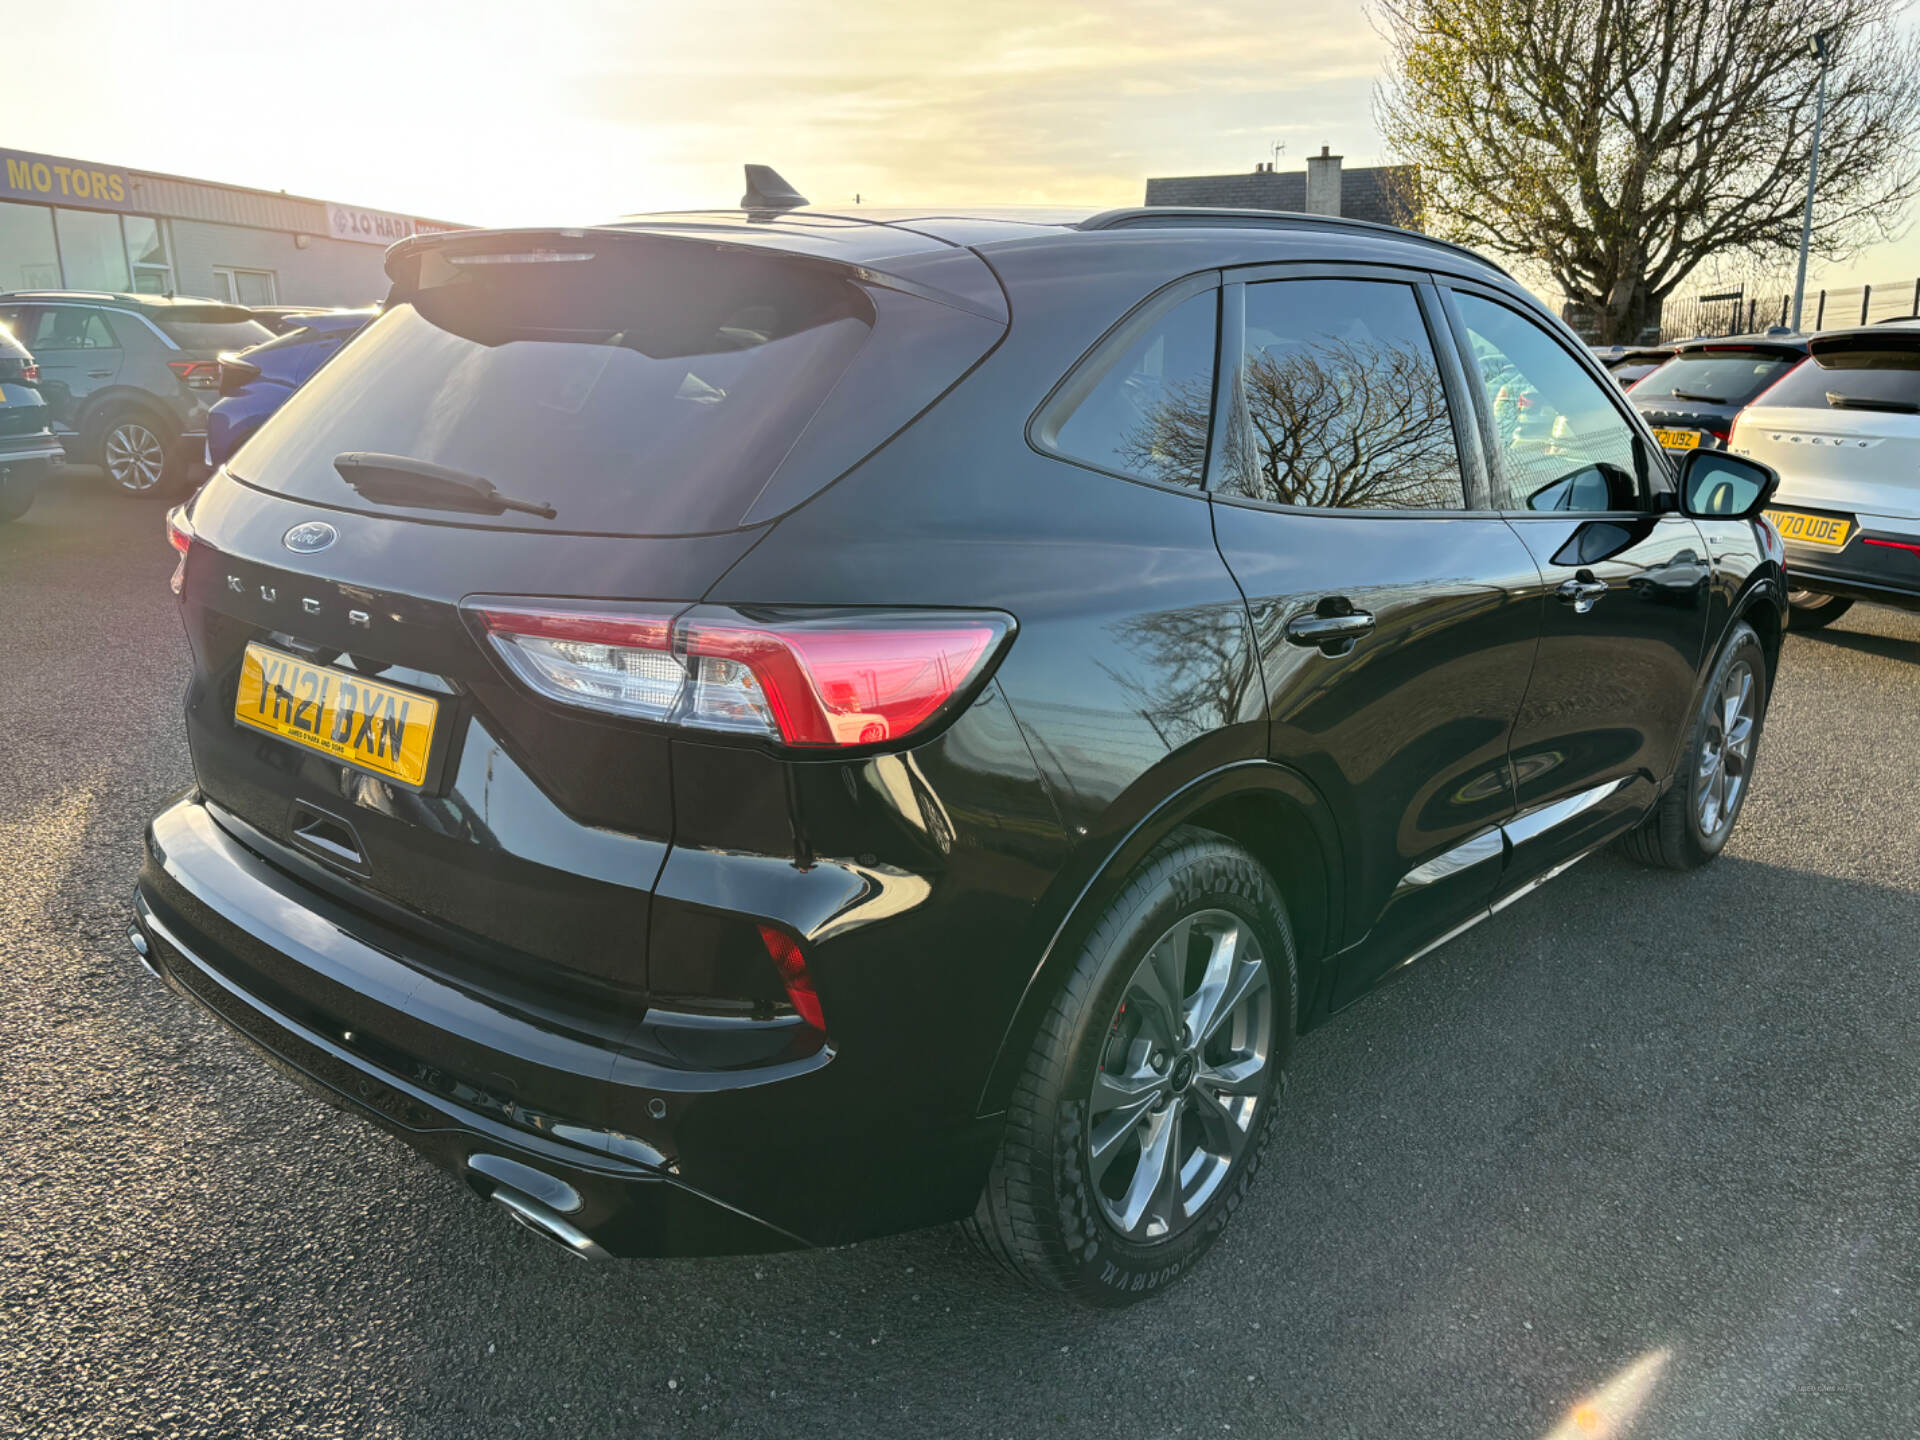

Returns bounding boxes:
[976,759,1345,1116]
[77,389,181,457]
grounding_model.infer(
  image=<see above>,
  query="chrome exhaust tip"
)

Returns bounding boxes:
[489,1186,610,1261]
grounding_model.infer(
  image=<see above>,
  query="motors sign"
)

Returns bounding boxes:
[1,148,133,208]
[325,203,422,247]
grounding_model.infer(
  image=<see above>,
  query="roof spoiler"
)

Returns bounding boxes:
[1811,325,1920,358]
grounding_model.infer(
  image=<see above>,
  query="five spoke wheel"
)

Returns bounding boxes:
[1087,909,1272,1243]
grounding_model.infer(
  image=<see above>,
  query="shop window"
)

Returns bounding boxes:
[53,208,130,291]
[212,267,278,306]
[124,216,172,294]
[0,201,60,289]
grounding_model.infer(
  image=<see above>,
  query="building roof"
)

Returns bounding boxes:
[1144,165,1420,229]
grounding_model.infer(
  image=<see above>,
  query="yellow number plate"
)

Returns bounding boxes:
[234,642,438,787]
[1764,509,1854,552]
[1652,428,1701,450]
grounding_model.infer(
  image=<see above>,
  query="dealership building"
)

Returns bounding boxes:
[0,145,463,308]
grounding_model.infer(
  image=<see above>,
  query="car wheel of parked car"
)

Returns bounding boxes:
[965,827,1296,1306]
[1619,622,1768,870]
[0,483,34,524]
[1787,589,1853,631]
[95,408,179,497]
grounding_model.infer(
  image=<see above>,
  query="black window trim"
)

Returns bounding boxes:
[1432,277,1678,519]
[1203,263,1484,519]
[1025,269,1223,496]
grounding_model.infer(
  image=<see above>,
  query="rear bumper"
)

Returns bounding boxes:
[0,434,64,481]
[1782,514,1920,611]
[133,793,1003,1255]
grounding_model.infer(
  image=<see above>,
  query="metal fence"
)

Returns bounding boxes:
[1659,278,1920,341]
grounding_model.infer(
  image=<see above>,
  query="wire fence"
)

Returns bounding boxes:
[1658,278,1920,341]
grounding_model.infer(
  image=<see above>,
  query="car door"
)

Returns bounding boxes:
[1435,283,1711,896]
[1207,272,1545,1007]
[16,306,123,433]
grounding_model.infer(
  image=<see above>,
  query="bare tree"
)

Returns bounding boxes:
[1375,0,1920,342]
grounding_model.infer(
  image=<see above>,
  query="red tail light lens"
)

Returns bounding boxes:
[1862,536,1920,555]
[473,604,1012,749]
[166,359,221,389]
[758,925,824,1029]
[164,505,193,595]
[20,362,37,383]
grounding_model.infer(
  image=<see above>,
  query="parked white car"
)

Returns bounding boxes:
[1730,321,1920,629]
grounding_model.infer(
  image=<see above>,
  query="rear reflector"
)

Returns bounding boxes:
[473,603,1011,749]
[758,924,824,1029]
[1862,536,1920,555]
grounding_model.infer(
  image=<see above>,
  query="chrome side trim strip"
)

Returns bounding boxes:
[1491,843,1602,914]
[1391,907,1493,974]
[1503,777,1631,847]
[1395,828,1504,895]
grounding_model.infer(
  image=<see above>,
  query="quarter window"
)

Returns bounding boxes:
[1219,278,1465,510]
[1038,287,1218,488]
[1451,292,1644,512]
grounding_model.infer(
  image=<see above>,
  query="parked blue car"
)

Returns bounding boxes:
[206,309,374,470]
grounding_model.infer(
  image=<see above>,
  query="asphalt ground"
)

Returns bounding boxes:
[3,472,1918,1439]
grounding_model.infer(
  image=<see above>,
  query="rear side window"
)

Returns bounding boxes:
[19,307,117,351]
[1452,292,1643,512]
[1751,348,1920,413]
[1632,351,1799,405]
[1216,278,1464,510]
[1036,288,1218,488]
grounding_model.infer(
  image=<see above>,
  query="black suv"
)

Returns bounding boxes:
[135,202,1786,1304]
[0,292,271,496]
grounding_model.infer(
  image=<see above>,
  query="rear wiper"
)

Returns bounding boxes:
[333,452,557,519]
[1826,391,1920,414]
[1669,388,1731,404]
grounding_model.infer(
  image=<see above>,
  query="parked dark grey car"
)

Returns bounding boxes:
[0,292,272,497]
[0,319,64,523]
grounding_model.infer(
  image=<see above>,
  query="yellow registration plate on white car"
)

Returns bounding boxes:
[1765,509,1853,551]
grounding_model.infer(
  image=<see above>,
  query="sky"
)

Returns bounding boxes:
[9,0,1918,295]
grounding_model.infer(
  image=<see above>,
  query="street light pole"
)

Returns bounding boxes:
[1790,32,1832,332]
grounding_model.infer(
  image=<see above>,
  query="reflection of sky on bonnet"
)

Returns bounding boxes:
[13,1,1920,284]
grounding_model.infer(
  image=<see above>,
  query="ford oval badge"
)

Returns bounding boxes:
[283,521,338,554]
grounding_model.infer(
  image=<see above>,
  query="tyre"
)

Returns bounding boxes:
[965,827,1297,1306]
[1618,621,1768,871]
[92,406,181,498]
[0,469,37,523]
[1787,589,1853,630]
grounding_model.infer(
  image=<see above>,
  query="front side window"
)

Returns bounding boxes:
[1218,278,1464,510]
[1037,287,1217,488]
[1452,292,1644,512]
[22,307,117,351]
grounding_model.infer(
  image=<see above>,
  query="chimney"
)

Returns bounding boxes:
[1305,145,1343,216]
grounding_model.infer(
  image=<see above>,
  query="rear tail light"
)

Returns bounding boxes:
[19,362,37,383]
[166,359,221,389]
[165,505,193,595]
[472,603,1012,749]
[758,925,824,1029]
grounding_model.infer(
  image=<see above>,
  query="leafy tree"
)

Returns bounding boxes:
[1375,0,1920,341]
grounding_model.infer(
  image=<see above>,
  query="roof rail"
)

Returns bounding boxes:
[1075,208,1509,277]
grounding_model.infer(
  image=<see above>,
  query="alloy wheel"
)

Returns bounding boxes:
[1696,658,1756,839]
[105,422,167,492]
[1086,909,1272,1244]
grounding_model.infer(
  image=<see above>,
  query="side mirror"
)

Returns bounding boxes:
[1676,449,1779,520]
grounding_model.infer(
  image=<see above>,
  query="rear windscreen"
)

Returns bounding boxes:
[1632,352,1798,404]
[230,241,884,534]
[1750,348,1920,410]
[161,316,276,351]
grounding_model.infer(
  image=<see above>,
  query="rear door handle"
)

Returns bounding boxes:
[1285,606,1375,656]
[86,369,114,379]
[1556,573,1610,614]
